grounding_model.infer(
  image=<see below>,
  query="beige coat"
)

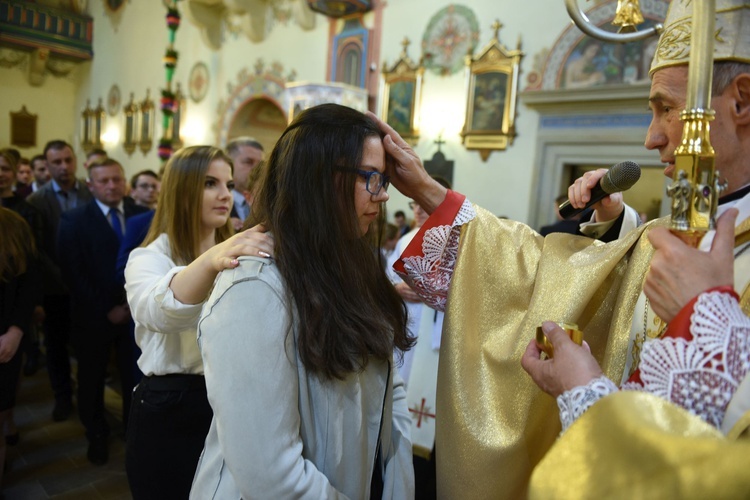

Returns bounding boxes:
[190,256,414,499]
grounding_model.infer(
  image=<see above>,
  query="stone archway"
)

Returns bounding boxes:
[215,63,294,148]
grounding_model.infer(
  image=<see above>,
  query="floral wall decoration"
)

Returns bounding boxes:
[158,2,182,161]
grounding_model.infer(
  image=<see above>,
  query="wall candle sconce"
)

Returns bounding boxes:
[81,99,93,151]
[93,98,106,149]
[170,83,186,149]
[81,99,106,151]
[123,92,139,155]
[139,89,155,155]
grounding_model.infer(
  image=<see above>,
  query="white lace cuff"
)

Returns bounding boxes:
[400,199,476,312]
[557,375,619,433]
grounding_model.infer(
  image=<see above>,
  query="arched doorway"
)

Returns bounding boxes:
[227,97,287,152]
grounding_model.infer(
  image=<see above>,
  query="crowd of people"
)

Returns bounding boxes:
[1,0,749,497]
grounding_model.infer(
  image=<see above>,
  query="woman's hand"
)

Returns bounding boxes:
[394,282,422,303]
[366,112,447,214]
[644,208,737,322]
[0,326,23,363]
[203,224,275,272]
[170,224,275,305]
[521,322,603,398]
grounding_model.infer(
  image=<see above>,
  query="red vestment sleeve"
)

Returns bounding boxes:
[393,189,466,276]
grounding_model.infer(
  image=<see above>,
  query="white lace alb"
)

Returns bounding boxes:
[557,376,618,432]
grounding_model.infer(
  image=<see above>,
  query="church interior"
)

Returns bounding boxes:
[1,0,671,229]
[0,0,683,498]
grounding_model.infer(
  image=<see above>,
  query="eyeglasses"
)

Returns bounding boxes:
[339,168,390,195]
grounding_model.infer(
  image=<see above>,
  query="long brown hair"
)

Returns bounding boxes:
[249,103,412,379]
[0,207,36,282]
[143,146,234,265]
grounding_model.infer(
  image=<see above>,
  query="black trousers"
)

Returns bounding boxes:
[126,374,213,500]
[43,294,72,404]
[0,345,23,411]
[72,323,134,440]
[414,446,437,500]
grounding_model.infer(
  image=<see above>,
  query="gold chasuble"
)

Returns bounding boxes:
[437,206,663,498]
[529,391,750,499]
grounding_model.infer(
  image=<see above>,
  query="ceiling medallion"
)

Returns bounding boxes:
[306,0,371,18]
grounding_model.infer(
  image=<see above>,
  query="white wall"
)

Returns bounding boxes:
[0,64,79,159]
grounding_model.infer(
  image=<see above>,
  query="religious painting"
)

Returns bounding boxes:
[188,62,209,103]
[461,21,523,161]
[10,106,37,148]
[380,39,424,145]
[468,71,508,131]
[386,80,415,135]
[559,18,662,89]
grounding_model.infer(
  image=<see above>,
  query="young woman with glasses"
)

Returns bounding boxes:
[191,104,415,498]
[123,146,274,499]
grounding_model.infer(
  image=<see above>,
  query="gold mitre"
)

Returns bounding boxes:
[650,0,750,76]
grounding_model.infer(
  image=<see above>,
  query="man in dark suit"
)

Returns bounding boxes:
[539,194,589,236]
[57,158,148,465]
[27,140,93,422]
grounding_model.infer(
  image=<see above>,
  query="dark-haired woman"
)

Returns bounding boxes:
[191,104,415,498]
[0,208,39,489]
[124,146,274,499]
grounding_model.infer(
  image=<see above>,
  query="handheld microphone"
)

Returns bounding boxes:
[559,161,641,220]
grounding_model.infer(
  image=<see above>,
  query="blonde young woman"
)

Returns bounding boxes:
[124,146,273,500]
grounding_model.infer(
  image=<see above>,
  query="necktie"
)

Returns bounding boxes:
[59,191,69,211]
[110,208,123,242]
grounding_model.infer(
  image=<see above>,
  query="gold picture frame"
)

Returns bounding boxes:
[123,92,139,155]
[461,20,523,161]
[10,106,37,148]
[379,38,424,145]
[139,90,155,155]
